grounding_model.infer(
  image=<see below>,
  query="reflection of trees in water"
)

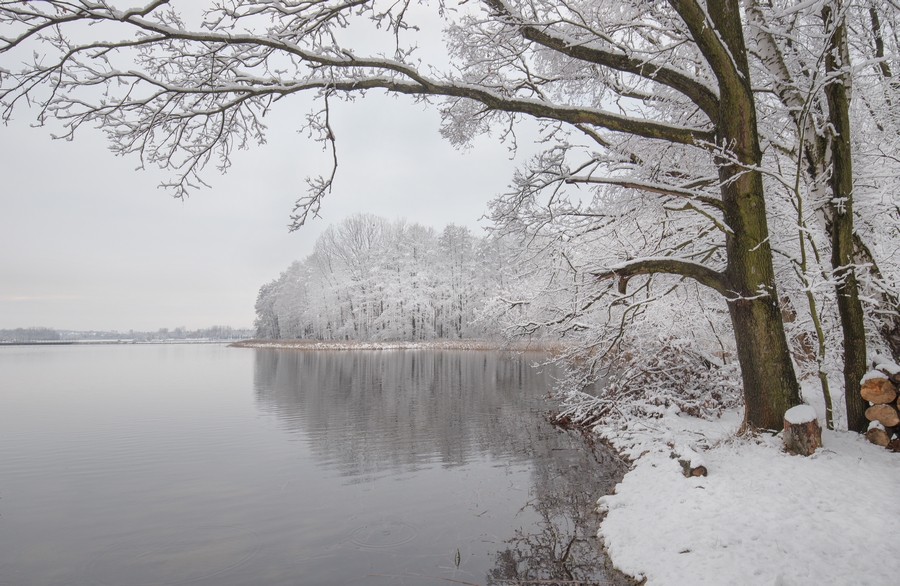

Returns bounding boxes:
[253,349,554,476]
[253,349,636,585]
[488,429,635,586]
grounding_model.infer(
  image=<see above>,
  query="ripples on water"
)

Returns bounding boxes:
[0,344,632,585]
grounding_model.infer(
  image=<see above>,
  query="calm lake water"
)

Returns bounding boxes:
[0,344,631,585]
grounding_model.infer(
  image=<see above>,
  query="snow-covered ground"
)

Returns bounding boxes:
[596,407,900,585]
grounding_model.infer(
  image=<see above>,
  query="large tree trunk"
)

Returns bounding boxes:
[708,0,802,430]
[823,2,868,432]
[721,169,802,430]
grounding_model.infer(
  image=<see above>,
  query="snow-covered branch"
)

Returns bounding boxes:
[595,257,727,296]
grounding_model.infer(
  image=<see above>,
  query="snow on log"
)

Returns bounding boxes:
[866,427,891,447]
[860,377,898,405]
[864,404,900,428]
[676,445,708,477]
[871,355,900,385]
[783,405,822,456]
[861,369,889,384]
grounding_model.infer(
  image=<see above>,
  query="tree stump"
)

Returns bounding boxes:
[783,405,822,456]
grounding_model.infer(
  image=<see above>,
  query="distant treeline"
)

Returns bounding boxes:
[0,327,61,342]
[147,326,255,341]
[0,326,254,342]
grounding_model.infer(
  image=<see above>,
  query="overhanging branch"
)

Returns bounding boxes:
[517,26,720,124]
[594,257,726,296]
[562,175,724,211]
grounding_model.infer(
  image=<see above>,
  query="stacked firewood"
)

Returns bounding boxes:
[863,358,900,451]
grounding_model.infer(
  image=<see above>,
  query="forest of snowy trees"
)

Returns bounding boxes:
[254,215,511,341]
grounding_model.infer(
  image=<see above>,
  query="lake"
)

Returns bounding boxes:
[0,344,632,585]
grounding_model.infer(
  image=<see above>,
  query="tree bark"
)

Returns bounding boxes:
[703,0,802,429]
[823,2,869,433]
[784,416,823,456]
[852,235,900,363]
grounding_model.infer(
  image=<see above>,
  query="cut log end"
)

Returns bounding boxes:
[784,415,822,456]
[865,404,900,428]
[866,427,891,447]
[860,378,898,405]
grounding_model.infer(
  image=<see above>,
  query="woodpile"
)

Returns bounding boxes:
[861,357,900,452]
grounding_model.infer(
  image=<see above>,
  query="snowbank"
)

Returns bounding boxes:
[596,410,900,585]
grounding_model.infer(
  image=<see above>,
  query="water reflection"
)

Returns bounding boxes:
[0,345,634,585]
[253,349,635,585]
[489,436,633,585]
[253,350,549,474]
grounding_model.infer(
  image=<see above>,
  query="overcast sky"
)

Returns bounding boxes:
[0,93,537,332]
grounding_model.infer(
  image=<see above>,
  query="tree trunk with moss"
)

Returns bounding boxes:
[823,2,868,432]
[698,0,803,429]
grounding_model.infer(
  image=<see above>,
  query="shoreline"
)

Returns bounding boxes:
[228,338,561,352]
[0,339,235,347]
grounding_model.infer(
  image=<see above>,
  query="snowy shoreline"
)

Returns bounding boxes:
[229,338,560,352]
[593,397,900,585]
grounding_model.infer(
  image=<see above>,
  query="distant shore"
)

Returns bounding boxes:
[229,338,560,352]
[0,339,238,347]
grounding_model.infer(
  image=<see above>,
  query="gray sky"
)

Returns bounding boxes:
[0,93,534,332]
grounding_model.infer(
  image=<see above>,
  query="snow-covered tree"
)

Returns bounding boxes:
[255,215,502,341]
[724,0,900,431]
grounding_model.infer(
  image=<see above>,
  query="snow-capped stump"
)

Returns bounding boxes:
[865,404,900,428]
[783,405,822,456]
[866,422,892,447]
[860,376,898,405]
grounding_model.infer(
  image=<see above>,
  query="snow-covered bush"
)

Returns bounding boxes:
[553,335,743,428]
